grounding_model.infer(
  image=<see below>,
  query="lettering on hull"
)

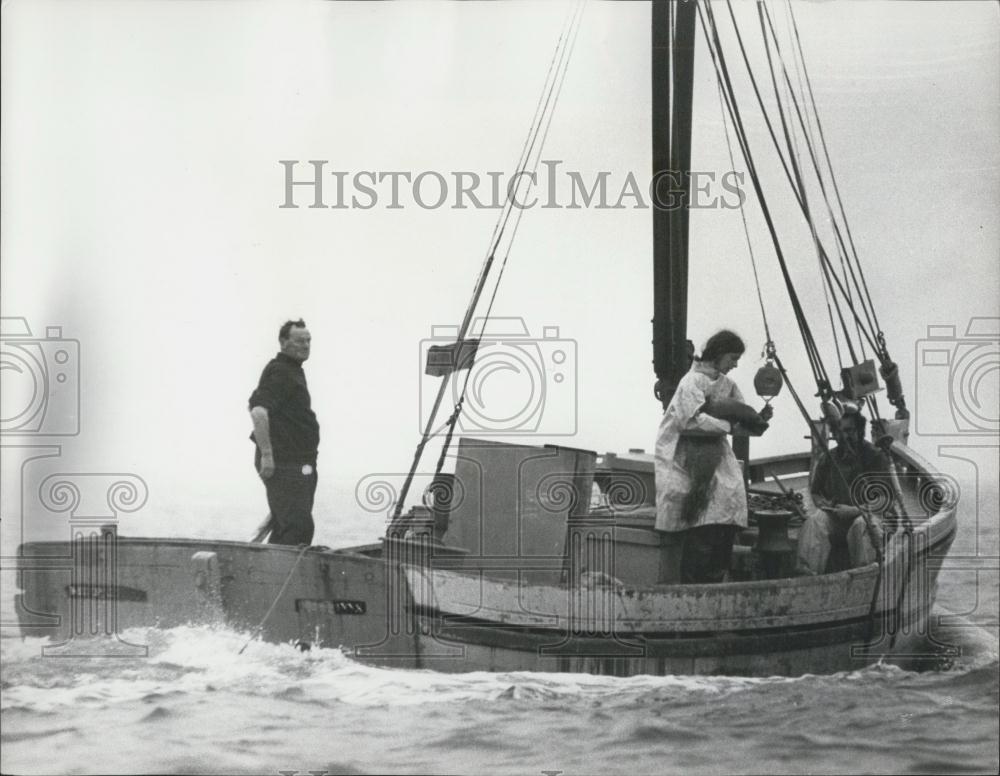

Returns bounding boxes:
[296,599,367,615]
[66,584,147,602]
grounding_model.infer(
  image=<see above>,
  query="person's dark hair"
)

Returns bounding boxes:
[279,319,307,342]
[841,410,868,433]
[698,330,745,363]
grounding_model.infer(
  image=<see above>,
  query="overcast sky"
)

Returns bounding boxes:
[2,0,997,548]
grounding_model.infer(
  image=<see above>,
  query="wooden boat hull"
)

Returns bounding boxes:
[405,518,957,676]
[12,445,959,676]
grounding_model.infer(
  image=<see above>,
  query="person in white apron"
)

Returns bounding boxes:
[655,330,772,583]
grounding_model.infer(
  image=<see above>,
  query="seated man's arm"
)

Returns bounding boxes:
[811,454,862,520]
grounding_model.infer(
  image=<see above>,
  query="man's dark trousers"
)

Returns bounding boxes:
[262,460,317,545]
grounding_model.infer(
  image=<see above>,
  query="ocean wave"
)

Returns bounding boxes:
[2,622,996,776]
[2,623,997,716]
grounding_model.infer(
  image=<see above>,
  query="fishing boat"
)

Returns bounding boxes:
[14,0,959,676]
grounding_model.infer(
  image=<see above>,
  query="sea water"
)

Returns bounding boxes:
[2,624,996,775]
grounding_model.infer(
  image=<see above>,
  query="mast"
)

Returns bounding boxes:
[652,0,697,409]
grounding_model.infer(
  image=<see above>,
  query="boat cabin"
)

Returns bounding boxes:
[401,436,823,588]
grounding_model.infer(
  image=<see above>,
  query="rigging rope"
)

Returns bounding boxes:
[764,0,917,422]
[776,16,846,371]
[717,0,882,361]
[758,6,860,367]
[710,0,899,641]
[759,3,870,363]
[434,0,587,485]
[698,0,833,399]
[783,0,884,341]
[706,0,902,530]
[759,0,896,385]
[773,1,842,371]
[777,11,845,372]
[716,79,772,348]
[389,0,587,528]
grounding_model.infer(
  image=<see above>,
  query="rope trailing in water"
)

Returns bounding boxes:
[237,545,310,655]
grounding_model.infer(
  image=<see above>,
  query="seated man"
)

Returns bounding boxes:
[795,409,887,575]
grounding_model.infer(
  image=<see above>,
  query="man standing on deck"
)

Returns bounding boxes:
[249,319,320,545]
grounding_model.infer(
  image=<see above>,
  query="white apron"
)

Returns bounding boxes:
[654,362,749,532]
